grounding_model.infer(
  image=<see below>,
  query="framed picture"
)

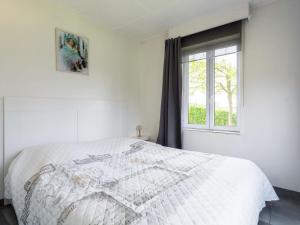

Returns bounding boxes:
[56,28,89,75]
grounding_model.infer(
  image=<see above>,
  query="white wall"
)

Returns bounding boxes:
[136,0,300,192]
[168,2,249,38]
[135,36,167,141]
[0,0,139,197]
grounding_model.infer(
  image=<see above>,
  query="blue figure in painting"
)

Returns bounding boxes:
[58,31,88,74]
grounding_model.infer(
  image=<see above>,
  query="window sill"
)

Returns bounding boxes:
[182,127,240,135]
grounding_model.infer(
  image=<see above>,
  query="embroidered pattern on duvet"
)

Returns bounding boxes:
[21,141,216,225]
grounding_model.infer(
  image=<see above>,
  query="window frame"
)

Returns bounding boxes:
[182,44,241,133]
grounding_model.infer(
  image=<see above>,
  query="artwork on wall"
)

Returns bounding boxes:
[56,28,89,75]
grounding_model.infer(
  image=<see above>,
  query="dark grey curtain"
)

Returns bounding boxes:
[157,37,182,148]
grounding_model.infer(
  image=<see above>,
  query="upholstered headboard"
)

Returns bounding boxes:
[2,97,125,196]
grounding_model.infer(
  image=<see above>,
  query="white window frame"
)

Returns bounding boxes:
[182,45,241,133]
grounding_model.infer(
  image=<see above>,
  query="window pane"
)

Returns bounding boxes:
[214,49,238,127]
[189,52,206,61]
[215,45,237,57]
[188,53,207,125]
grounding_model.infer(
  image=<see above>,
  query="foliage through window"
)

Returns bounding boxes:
[182,44,240,132]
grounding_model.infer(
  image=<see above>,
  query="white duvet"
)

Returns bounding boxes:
[5,138,278,225]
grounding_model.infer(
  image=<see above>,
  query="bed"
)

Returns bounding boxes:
[2,97,278,225]
[5,137,278,225]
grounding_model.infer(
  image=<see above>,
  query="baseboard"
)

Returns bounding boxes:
[274,186,300,200]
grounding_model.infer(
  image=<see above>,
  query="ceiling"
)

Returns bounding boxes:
[50,0,276,41]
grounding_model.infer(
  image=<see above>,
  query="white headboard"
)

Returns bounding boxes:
[3,97,125,179]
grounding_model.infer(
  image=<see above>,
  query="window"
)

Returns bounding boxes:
[182,43,241,132]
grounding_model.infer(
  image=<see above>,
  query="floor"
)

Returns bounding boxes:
[0,187,299,225]
[258,187,300,225]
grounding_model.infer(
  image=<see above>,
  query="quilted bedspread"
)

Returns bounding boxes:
[5,138,278,225]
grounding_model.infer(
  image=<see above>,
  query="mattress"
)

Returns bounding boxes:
[5,138,278,225]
